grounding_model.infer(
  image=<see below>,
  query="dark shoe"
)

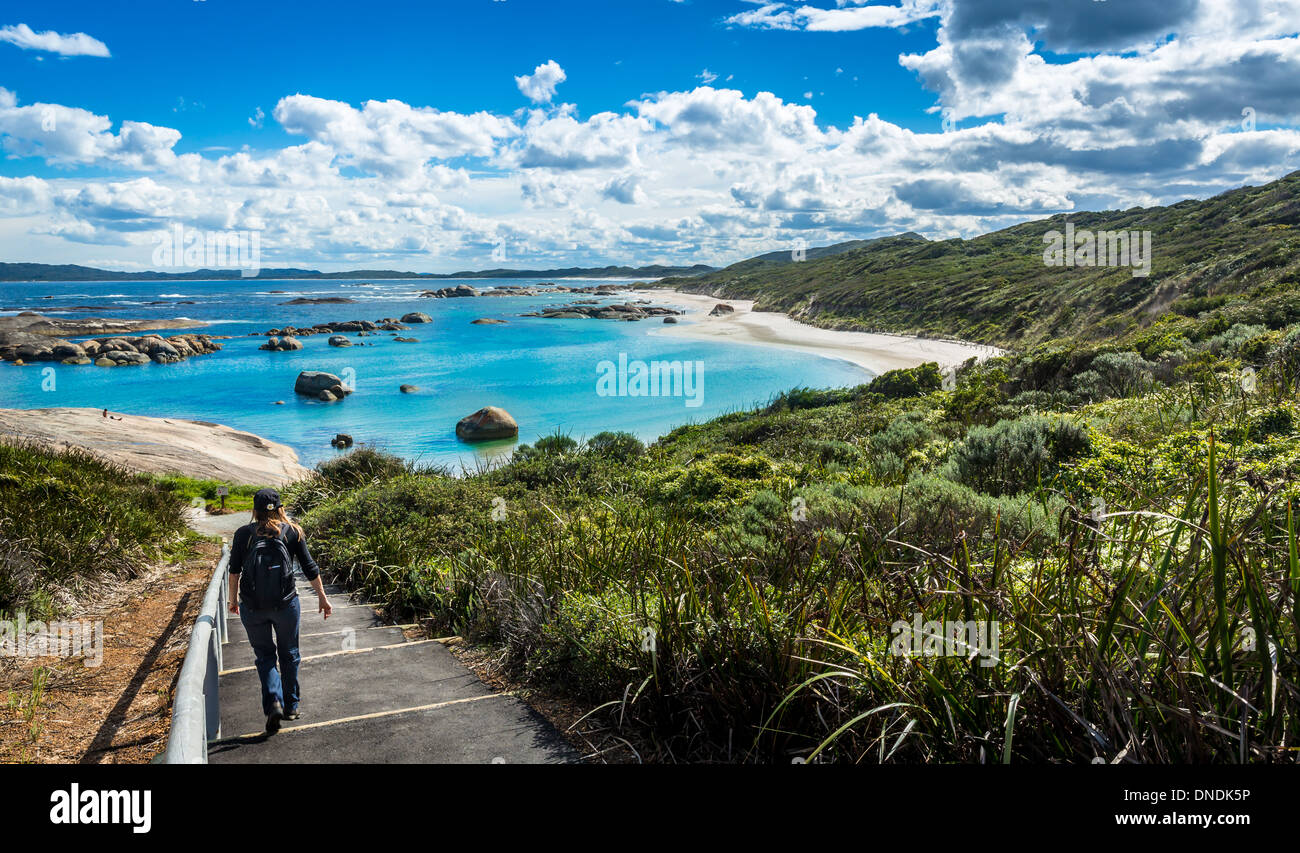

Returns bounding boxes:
[266,702,284,734]
[285,707,301,721]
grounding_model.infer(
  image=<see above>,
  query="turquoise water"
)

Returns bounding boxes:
[0,279,870,468]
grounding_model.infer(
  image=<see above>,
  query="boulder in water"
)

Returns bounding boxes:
[295,370,352,400]
[455,406,518,442]
[260,335,303,352]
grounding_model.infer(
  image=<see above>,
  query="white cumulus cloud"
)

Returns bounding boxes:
[515,60,567,104]
[0,23,110,57]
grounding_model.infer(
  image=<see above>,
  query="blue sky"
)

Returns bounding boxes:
[0,0,943,160]
[0,0,1298,272]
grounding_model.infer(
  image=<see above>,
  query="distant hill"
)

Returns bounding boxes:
[0,262,718,283]
[741,234,928,268]
[656,173,1300,346]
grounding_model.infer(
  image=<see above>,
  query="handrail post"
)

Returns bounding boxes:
[205,625,221,742]
[217,568,228,655]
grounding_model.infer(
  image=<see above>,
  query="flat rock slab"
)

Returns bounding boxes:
[0,408,310,485]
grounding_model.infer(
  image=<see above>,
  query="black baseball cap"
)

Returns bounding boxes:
[253,488,282,512]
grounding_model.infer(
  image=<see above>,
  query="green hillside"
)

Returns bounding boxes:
[659,172,1300,347]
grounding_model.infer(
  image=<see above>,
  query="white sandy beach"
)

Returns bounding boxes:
[0,407,311,485]
[633,290,1003,375]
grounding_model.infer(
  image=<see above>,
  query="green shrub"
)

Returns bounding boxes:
[945,363,1010,425]
[1268,326,1300,394]
[1203,323,1269,357]
[870,411,935,459]
[646,451,780,516]
[867,362,942,400]
[299,472,515,573]
[514,433,579,461]
[585,431,645,462]
[797,438,861,467]
[945,414,1091,497]
[765,385,860,412]
[1088,351,1155,398]
[287,447,417,514]
[318,446,413,486]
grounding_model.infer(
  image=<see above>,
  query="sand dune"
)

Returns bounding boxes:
[0,407,310,486]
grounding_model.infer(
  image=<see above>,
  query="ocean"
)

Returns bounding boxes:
[0,278,871,468]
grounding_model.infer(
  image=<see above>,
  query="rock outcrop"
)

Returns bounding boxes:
[1,328,221,366]
[254,318,410,341]
[0,407,311,485]
[481,286,539,297]
[0,312,204,337]
[530,302,683,321]
[419,285,479,299]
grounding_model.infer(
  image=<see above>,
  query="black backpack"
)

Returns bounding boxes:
[239,527,296,610]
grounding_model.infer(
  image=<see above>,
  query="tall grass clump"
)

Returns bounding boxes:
[0,442,187,614]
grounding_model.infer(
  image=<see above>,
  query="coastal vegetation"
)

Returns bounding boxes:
[283,329,1300,761]
[275,174,1300,762]
[0,443,190,616]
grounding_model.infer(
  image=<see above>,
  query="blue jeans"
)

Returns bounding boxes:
[239,596,301,716]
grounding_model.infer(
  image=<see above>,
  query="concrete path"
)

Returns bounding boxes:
[205,567,578,764]
[185,507,248,540]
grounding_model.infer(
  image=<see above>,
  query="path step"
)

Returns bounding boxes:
[223,599,390,637]
[208,695,577,764]
[293,624,409,657]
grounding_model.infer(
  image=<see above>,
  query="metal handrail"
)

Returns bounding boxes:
[162,543,230,763]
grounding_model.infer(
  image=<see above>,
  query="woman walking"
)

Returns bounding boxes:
[227,488,332,733]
